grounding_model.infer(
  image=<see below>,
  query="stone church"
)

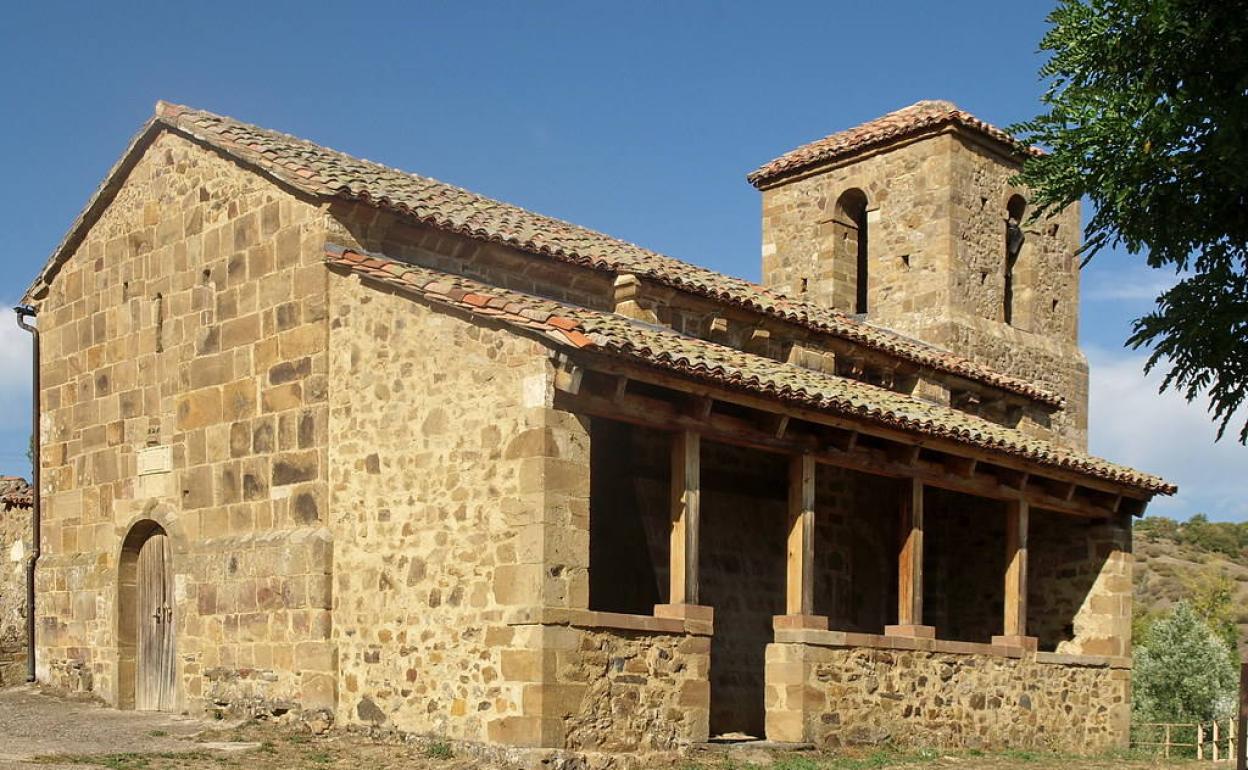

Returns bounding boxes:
[13,99,1173,753]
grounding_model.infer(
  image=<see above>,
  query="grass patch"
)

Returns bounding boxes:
[147,730,168,738]
[424,740,454,760]
[32,751,217,770]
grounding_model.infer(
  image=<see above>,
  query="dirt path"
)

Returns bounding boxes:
[0,686,1203,770]
[0,686,217,769]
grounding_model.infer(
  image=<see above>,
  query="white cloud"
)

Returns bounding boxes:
[0,306,32,434]
[1083,265,1178,302]
[1087,345,1248,522]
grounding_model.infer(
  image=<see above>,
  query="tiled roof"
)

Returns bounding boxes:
[23,102,1062,409]
[748,100,1042,188]
[0,477,32,509]
[326,245,1174,496]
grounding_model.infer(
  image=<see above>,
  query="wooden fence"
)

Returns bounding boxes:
[1133,719,1238,761]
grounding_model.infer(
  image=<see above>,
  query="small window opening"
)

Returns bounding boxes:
[1005,195,1026,325]
[834,189,869,314]
[900,254,910,270]
[153,293,165,353]
[799,277,809,294]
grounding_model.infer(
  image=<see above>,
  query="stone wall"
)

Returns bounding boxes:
[759,130,1087,449]
[537,622,710,752]
[31,128,334,713]
[0,480,32,686]
[1029,513,1133,657]
[327,270,575,741]
[767,638,1130,752]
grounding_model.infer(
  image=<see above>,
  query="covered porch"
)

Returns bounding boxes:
[554,356,1141,748]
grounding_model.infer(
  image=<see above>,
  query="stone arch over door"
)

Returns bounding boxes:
[117,519,177,711]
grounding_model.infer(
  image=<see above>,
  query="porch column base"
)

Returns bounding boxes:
[884,624,936,639]
[991,634,1039,651]
[773,614,828,631]
[654,603,714,635]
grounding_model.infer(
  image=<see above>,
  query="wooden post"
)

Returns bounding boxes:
[668,429,700,606]
[1237,662,1247,770]
[1213,719,1219,762]
[786,454,816,616]
[993,500,1037,650]
[1198,723,1204,760]
[1164,723,1171,760]
[885,478,934,639]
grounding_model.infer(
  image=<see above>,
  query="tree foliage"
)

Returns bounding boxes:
[1014,0,1248,441]
[1136,513,1248,558]
[1132,602,1238,723]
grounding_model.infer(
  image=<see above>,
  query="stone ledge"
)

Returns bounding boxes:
[773,627,1026,659]
[1035,651,1131,669]
[504,606,713,636]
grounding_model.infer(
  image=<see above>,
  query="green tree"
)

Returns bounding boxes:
[1133,602,1238,723]
[1014,0,1248,442]
[1182,567,1241,655]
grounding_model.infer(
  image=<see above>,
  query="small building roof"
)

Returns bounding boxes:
[747,100,1041,189]
[0,476,32,509]
[23,101,1062,409]
[326,245,1175,497]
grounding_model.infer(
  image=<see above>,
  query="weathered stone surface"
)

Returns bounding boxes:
[766,643,1129,753]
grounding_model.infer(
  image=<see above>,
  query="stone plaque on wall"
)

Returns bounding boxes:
[137,446,173,476]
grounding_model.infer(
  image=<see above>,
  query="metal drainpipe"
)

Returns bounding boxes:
[14,305,39,683]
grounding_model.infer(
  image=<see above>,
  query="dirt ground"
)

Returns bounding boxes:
[0,686,1205,770]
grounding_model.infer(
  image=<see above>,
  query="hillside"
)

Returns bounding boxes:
[1132,528,1248,659]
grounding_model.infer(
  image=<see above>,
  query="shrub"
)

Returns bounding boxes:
[1132,602,1238,724]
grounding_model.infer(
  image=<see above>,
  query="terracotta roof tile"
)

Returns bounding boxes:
[21,102,1062,409]
[326,246,1174,496]
[748,100,1042,188]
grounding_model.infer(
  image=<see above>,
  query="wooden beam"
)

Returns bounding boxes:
[611,375,629,402]
[945,455,978,479]
[688,395,714,420]
[898,478,924,626]
[554,387,1131,520]
[552,354,583,395]
[826,429,858,453]
[786,454,816,615]
[572,355,1147,502]
[669,429,701,605]
[888,443,921,466]
[766,414,791,440]
[1003,499,1029,637]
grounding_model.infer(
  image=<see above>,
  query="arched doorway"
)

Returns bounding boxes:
[118,521,176,711]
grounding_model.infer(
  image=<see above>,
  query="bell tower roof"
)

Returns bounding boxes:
[747,100,1039,189]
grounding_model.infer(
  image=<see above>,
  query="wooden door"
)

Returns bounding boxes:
[135,531,175,711]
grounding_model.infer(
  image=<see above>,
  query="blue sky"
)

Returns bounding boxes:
[0,1,1243,521]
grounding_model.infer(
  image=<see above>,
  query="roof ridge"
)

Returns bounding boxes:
[748,100,1040,187]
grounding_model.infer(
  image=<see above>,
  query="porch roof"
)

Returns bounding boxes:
[325,244,1174,498]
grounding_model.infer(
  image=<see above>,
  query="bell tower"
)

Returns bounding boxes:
[749,101,1088,448]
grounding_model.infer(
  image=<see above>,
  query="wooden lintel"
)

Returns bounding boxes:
[555,384,1131,521]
